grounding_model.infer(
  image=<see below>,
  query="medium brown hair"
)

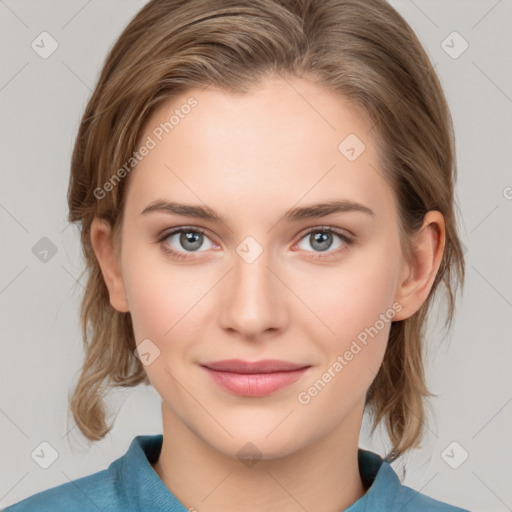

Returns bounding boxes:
[66,0,465,461]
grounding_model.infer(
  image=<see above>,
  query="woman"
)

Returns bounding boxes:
[4,0,468,510]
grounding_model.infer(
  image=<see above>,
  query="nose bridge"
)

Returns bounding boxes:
[219,236,284,336]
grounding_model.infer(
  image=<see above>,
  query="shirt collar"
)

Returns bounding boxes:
[111,434,188,510]
[112,434,400,511]
[346,449,402,511]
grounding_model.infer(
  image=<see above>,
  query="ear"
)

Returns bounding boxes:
[90,217,130,313]
[392,211,445,321]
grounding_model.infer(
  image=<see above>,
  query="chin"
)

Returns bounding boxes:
[207,428,308,463]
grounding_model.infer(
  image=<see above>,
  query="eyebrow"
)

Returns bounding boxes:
[140,199,375,223]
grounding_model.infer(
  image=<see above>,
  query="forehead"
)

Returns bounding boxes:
[125,76,395,224]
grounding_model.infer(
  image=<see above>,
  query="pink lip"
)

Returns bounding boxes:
[200,359,311,397]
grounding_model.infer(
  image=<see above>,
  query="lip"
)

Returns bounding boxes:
[200,359,311,397]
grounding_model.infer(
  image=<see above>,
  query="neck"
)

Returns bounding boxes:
[152,402,367,512]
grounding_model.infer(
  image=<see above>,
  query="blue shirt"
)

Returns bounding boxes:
[2,434,470,511]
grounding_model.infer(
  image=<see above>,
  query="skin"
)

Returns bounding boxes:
[91,75,445,512]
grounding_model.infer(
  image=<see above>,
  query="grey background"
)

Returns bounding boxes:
[1,0,511,510]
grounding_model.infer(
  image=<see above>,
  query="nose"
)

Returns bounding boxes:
[218,244,287,341]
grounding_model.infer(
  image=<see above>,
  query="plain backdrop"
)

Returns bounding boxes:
[1,1,511,510]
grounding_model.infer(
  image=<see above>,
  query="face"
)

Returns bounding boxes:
[107,76,413,460]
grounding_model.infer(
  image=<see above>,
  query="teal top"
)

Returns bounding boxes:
[3,434,470,511]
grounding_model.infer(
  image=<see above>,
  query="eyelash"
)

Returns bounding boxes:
[156,226,355,261]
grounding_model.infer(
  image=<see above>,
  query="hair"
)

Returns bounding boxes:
[66,0,465,462]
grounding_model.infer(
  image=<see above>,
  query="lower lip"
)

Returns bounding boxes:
[201,367,309,397]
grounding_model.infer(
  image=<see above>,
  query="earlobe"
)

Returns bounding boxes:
[392,211,446,321]
[90,217,130,313]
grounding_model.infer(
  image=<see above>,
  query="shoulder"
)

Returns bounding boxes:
[391,483,471,512]
[1,435,164,512]
[1,465,121,512]
[357,449,471,512]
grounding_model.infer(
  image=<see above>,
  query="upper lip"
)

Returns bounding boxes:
[201,359,310,374]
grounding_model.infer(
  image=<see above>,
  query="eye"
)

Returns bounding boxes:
[157,227,217,260]
[157,225,355,261]
[295,226,354,259]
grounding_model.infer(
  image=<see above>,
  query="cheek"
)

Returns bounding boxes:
[294,260,397,416]
[290,240,401,404]
[296,247,399,344]
[121,243,191,342]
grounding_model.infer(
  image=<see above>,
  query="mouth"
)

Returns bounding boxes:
[200,359,311,397]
